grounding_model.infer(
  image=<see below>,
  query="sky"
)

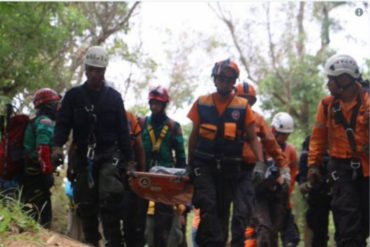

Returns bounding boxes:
[105,2,370,124]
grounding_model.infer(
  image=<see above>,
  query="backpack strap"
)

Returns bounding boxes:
[332,95,362,155]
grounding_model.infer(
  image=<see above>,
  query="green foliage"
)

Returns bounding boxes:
[259,54,327,139]
[0,2,142,115]
[0,3,82,97]
[0,191,40,234]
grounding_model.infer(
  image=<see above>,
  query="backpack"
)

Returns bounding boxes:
[0,114,31,180]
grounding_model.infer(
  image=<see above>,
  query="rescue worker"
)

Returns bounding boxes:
[233,82,289,247]
[122,111,146,247]
[53,46,134,247]
[308,54,369,247]
[298,135,333,247]
[187,59,265,247]
[270,112,300,247]
[139,86,187,247]
[22,88,61,229]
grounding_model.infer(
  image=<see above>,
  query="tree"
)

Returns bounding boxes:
[210,2,349,142]
[0,2,141,112]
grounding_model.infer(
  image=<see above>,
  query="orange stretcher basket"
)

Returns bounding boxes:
[129,171,193,205]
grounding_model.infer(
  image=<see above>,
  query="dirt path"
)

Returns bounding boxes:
[2,231,89,247]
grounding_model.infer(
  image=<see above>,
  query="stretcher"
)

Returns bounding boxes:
[129,167,193,205]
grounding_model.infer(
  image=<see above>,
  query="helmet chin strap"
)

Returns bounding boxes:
[217,89,232,96]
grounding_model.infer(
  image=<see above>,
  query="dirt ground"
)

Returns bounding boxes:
[1,231,89,247]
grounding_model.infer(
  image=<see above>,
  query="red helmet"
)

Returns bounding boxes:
[33,88,61,108]
[211,59,240,79]
[148,86,169,103]
[236,82,257,106]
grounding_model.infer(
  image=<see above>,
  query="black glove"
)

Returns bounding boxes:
[307,165,322,187]
[299,182,312,195]
[252,161,267,186]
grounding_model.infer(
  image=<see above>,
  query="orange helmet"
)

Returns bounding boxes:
[211,59,240,79]
[148,86,169,103]
[33,88,61,109]
[236,82,257,106]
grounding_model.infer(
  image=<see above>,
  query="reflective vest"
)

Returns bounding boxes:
[195,94,247,160]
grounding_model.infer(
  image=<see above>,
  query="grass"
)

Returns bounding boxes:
[0,188,42,245]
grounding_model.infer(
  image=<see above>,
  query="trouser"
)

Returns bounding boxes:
[73,148,125,247]
[20,173,53,229]
[122,189,147,247]
[254,185,288,247]
[167,213,185,247]
[306,184,332,247]
[145,203,174,247]
[280,208,300,247]
[231,165,255,247]
[191,158,240,247]
[328,158,369,247]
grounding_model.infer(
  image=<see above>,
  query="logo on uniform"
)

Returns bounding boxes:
[231,110,240,120]
[139,177,151,188]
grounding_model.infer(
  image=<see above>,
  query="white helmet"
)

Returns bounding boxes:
[84,46,108,68]
[271,112,294,133]
[324,54,360,79]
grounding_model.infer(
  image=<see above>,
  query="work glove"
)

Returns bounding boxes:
[307,165,322,187]
[279,167,291,191]
[51,146,64,168]
[174,204,186,215]
[38,145,53,175]
[299,182,312,195]
[252,161,268,186]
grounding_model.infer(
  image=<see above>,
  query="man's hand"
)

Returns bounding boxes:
[51,146,64,168]
[126,160,137,178]
[174,204,186,215]
[299,182,312,195]
[252,161,267,186]
[307,165,322,186]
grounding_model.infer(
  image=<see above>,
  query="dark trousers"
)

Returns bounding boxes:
[192,159,240,247]
[328,159,369,247]
[254,185,288,247]
[122,189,147,247]
[154,203,174,247]
[21,173,53,229]
[306,184,332,247]
[280,208,300,247]
[231,166,255,247]
[73,150,125,247]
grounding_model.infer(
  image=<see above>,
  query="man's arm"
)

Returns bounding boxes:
[54,90,73,148]
[117,95,133,162]
[308,101,329,166]
[188,125,199,166]
[172,122,187,168]
[133,137,146,171]
[245,124,263,162]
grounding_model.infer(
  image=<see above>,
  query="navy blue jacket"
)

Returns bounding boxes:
[54,82,133,161]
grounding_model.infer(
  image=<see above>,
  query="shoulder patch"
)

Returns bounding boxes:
[40,118,53,126]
